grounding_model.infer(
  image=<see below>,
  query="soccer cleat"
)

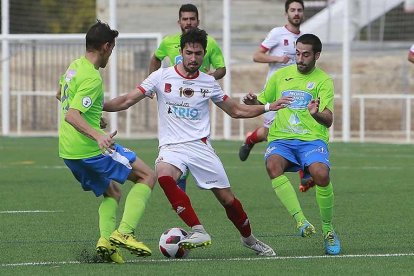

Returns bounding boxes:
[324,231,341,255]
[178,230,212,249]
[298,170,316,192]
[297,220,316,237]
[109,230,152,257]
[241,238,276,256]
[239,143,254,161]
[96,237,125,264]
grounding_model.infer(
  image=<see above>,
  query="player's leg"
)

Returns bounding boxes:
[157,159,211,249]
[265,141,315,237]
[63,158,125,263]
[239,111,274,161]
[96,182,124,263]
[212,187,276,256]
[176,167,189,191]
[99,144,155,257]
[301,141,340,255]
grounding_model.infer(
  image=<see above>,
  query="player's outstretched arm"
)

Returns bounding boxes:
[308,98,333,127]
[216,96,292,118]
[103,89,147,112]
[242,92,261,105]
[209,67,226,80]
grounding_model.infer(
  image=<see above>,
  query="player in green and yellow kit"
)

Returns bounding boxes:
[243,34,340,255]
[148,3,226,191]
[58,20,156,263]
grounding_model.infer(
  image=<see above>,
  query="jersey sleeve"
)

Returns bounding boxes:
[210,82,227,103]
[257,73,278,104]
[261,28,280,51]
[207,37,225,69]
[138,68,162,98]
[317,77,334,113]
[154,37,168,60]
[70,77,102,113]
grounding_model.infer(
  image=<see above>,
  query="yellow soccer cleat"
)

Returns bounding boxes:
[96,237,125,264]
[109,230,152,257]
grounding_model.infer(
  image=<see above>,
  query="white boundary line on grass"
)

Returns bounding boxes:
[2,253,414,267]
[0,210,63,214]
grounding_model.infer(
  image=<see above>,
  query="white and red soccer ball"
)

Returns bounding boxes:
[159,227,190,258]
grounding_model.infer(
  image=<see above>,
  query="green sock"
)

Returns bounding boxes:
[118,184,152,234]
[98,197,118,240]
[316,182,334,235]
[272,175,306,223]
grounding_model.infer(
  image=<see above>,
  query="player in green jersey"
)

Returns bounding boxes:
[243,34,340,255]
[148,3,226,192]
[58,20,156,263]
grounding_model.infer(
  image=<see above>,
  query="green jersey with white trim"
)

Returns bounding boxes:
[58,56,105,159]
[258,64,334,143]
[154,33,225,73]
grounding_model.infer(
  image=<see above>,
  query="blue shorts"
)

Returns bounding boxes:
[264,139,330,178]
[63,143,137,197]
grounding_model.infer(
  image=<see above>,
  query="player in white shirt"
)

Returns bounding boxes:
[104,28,293,256]
[239,0,314,192]
[408,44,414,64]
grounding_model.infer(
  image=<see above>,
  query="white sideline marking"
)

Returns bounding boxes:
[0,210,63,214]
[2,253,414,267]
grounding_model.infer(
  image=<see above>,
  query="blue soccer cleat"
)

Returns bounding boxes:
[324,231,341,255]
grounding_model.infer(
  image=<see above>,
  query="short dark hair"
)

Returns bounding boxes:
[296,34,322,53]
[179,3,199,19]
[86,20,119,51]
[285,0,304,12]
[180,28,207,51]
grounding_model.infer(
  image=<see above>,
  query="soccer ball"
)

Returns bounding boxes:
[159,227,190,258]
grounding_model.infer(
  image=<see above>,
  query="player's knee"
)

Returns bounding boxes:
[312,169,330,186]
[142,169,157,189]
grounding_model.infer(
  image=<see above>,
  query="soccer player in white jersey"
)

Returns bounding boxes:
[103,28,294,256]
[239,0,314,192]
[408,44,414,64]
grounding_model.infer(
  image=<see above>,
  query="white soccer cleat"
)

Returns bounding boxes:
[178,230,212,249]
[241,238,276,256]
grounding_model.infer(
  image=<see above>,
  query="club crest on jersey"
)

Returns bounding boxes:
[306,82,315,90]
[164,83,172,93]
[82,96,92,108]
[181,87,194,98]
[200,88,210,98]
[284,39,289,46]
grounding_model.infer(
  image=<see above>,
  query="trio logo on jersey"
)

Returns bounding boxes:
[284,39,289,46]
[164,83,172,93]
[82,96,92,108]
[167,104,200,120]
[307,82,315,90]
[180,87,194,98]
[200,88,210,98]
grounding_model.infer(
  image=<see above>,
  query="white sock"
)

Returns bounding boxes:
[242,234,257,246]
[192,225,206,233]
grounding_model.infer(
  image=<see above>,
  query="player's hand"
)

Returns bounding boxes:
[98,130,117,154]
[242,93,258,105]
[269,96,293,111]
[100,117,108,129]
[279,55,290,64]
[308,97,320,115]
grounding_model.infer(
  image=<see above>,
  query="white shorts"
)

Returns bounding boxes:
[263,111,276,128]
[155,139,230,190]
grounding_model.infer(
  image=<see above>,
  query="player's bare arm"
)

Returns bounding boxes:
[148,54,162,75]
[253,47,289,64]
[103,89,147,112]
[65,108,116,152]
[216,96,293,118]
[209,67,226,80]
[408,51,414,64]
[308,99,333,128]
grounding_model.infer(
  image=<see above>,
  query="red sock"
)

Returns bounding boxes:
[224,198,252,238]
[158,176,201,227]
[245,128,260,145]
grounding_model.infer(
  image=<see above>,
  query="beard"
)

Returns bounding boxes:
[183,63,199,74]
[288,16,302,27]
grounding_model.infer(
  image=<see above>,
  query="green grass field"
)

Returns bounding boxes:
[1,137,413,275]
